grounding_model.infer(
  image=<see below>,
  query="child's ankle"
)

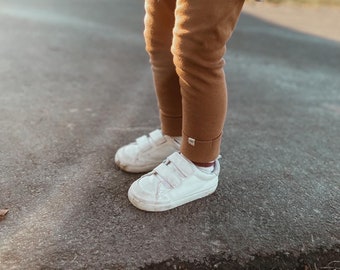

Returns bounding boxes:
[193,161,215,173]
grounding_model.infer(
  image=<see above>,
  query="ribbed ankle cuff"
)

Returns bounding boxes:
[181,132,222,163]
[160,113,182,137]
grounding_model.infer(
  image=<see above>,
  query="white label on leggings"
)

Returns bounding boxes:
[188,137,195,146]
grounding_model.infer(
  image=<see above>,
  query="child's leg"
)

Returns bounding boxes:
[114,0,181,174]
[172,0,245,163]
[144,0,182,137]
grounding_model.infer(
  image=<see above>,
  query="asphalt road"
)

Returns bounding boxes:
[0,0,339,269]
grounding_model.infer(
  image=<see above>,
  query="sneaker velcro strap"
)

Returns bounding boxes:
[154,163,181,188]
[136,135,152,151]
[167,152,194,177]
[149,129,166,145]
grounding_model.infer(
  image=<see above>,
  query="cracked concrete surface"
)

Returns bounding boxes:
[0,0,339,269]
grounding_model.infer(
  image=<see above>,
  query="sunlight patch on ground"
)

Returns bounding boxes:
[243,2,340,43]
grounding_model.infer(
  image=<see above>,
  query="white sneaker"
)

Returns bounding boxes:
[128,152,220,212]
[115,129,181,173]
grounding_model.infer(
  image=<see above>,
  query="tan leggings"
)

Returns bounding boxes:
[144,0,245,163]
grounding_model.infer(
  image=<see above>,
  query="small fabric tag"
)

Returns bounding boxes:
[188,137,195,146]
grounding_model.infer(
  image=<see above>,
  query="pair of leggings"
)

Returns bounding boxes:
[144,0,245,163]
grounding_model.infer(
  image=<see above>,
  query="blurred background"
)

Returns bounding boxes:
[257,0,339,4]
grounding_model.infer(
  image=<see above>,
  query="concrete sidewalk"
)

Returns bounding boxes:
[0,0,339,269]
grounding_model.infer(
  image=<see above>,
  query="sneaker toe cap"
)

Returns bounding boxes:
[115,145,138,165]
[128,175,170,205]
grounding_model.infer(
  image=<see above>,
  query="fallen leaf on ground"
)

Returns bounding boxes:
[0,209,9,221]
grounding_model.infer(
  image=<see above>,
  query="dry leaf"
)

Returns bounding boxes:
[0,209,9,221]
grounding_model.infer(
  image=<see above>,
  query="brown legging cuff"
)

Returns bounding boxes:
[160,113,182,137]
[181,132,222,163]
